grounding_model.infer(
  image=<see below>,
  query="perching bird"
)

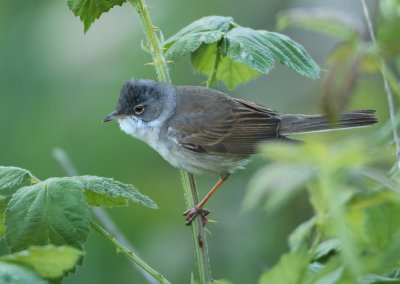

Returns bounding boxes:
[103,79,378,224]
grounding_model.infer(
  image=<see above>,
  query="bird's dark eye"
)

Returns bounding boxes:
[134,105,144,114]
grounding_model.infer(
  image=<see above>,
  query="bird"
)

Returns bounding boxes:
[103,79,378,225]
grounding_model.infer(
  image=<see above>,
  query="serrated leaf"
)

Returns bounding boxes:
[224,27,275,74]
[83,190,128,207]
[164,16,233,64]
[71,175,157,209]
[1,245,83,279]
[288,217,316,252]
[0,261,46,284]
[191,43,261,89]
[257,31,321,79]
[277,7,362,41]
[0,195,11,239]
[361,271,400,283]
[259,246,309,284]
[243,163,314,213]
[313,239,341,261]
[67,0,127,33]
[0,166,33,196]
[5,178,91,252]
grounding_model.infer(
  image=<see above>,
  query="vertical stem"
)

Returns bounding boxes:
[130,0,170,83]
[360,0,400,169]
[181,172,212,284]
[130,1,212,282]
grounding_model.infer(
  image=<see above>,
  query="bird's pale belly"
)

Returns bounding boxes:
[119,116,250,174]
[156,142,250,175]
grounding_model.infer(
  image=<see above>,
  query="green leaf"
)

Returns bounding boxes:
[83,190,128,207]
[1,245,83,279]
[321,43,362,118]
[288,217,316,252]
[277,7,362,41]
[342,190,400,273]
[0,166,33,196]
[361,271,400,283]
[313,239,341,261]
[67,0,127,33]
[223,27,275,74]
[0,261,46,284]
[306,258,345,284]
[191,43,261,89]
[5,178,91,252]
[71,175,157,209]
[0,195,11,239]
[224,27,320,79]
[164,16,234,64]
[243,163,314,213]
[258,31,321,79]
[259,246,309,284]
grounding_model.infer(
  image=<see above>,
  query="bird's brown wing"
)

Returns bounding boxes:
[168,87,283,155]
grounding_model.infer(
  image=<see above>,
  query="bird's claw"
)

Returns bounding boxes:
[183,207,210,226]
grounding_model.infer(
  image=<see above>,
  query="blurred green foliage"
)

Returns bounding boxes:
[1,0,399,283]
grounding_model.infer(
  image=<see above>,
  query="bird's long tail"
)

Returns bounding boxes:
[278,110,378,135]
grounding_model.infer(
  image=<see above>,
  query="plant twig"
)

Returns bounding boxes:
[129,1,212,282]
[52,148,159,284]
[360,0,400,168]
[181,172,212,283]
[91,221,171,284]
[130,0,170,83]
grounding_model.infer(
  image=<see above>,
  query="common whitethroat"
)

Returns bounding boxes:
[103,79,378,225]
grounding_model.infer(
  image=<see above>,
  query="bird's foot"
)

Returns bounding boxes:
[183,206,210,226]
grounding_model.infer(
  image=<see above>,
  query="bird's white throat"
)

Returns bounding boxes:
[118,117,164,150]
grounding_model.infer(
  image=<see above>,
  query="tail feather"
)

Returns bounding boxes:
[278,110,378,135]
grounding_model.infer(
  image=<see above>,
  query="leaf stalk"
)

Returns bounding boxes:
[91,221,171,284]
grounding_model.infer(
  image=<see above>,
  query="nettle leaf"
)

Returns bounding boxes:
[164,16,234,64]
[313,239,341,260]
[1,245,83,279]
[166,16,319,89]
[0,166,34,196]
[243,163,314,213]
[0,261,46,284]
[288,217,316,252]
[222,27,275,74]
[277,7,362,41]
[259,246,309,284]
[5,178,91,252]
[67,0,127,33]
[223,27,320,79]
[0,195,11,239]
[342,190,400,273]
[191,43,261,89]
[71,175,157,209]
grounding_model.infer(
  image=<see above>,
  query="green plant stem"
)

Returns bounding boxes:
[91,221,171,284]
[360,0,400,169]
[130,0,170,83]
[130,1,212,283]
[181,172,212,284]
[207,45,220,88]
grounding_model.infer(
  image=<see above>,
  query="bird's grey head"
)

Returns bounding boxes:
[103,79,174,123]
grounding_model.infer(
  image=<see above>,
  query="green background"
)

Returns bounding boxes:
[0,0,386,283]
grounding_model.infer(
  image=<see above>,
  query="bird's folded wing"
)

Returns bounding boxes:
[167,97,282,155]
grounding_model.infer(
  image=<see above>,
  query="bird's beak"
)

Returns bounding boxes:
[102,111,119,123]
